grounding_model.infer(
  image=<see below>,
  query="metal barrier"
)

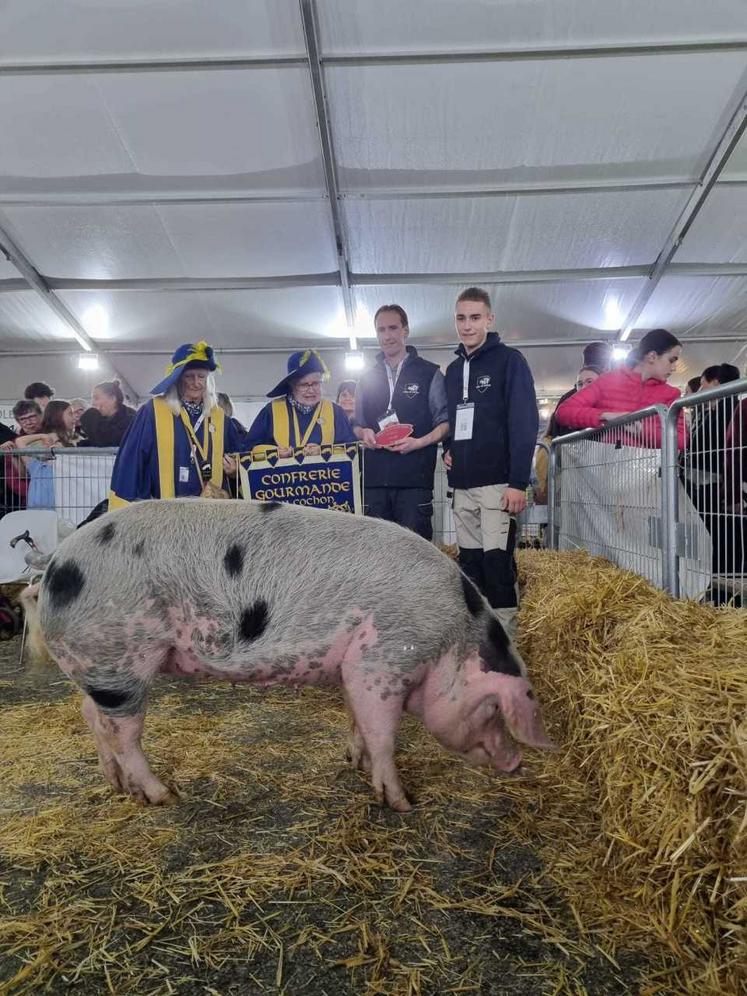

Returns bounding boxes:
[549,378,747,606]
[667,378,747,604]
[2,447,117,526]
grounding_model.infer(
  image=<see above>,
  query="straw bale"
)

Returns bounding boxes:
[515,549,747,995]
[1,549,744,993]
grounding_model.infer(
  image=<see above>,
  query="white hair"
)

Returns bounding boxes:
[162,372,218,414]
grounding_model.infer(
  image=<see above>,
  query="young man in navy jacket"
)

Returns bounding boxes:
[444,287,538,639]
[354,304,449,540]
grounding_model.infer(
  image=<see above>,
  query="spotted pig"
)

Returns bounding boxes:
[28,499,553,811]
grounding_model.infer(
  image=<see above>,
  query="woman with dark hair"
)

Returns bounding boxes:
[12,399,78,508]
[79,380,136,447]
[335,380,357,421]
[556,329,686,448]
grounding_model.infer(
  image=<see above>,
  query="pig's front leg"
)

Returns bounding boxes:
[81,695,177,806]
[346,718,371,773]
[342,666,411,813]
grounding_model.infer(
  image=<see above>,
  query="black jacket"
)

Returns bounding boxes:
[357,346,444,488]
[445,333,538,491]
[79,405,137,447]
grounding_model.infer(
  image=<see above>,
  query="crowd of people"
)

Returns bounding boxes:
[1,285,745,614]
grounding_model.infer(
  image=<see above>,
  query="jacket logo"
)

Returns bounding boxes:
[476,375,492,393]
[402,383,420,398]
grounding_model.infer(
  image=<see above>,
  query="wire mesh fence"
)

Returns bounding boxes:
[549,379,747,607]
[669,379,746,606]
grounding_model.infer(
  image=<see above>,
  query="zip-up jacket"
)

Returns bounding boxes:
[356,346,447,488]
[556,367,686,449]
[445,333,538,491]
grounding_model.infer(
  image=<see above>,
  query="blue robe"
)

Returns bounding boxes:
[245,398,356,451]
[109,399,245,502]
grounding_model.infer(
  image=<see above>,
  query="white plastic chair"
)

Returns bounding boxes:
[0,510,59,671]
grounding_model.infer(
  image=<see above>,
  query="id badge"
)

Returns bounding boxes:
[377,409,400,431]
[179,466,190,483]
[454,403,475,441]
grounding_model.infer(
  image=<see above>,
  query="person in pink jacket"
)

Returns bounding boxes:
[556,328,687,449]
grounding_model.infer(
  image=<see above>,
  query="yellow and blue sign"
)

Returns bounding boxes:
[240,448,361,514]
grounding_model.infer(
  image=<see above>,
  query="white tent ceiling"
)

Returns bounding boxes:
[0,0,745,403]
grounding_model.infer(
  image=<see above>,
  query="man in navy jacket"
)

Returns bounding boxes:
[354,305,449,539]
[444,287,538,639]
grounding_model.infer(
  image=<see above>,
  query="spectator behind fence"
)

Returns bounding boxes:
[535,366,603,502]
[0,401,44,510]
[555,329,686,449]
[79,380,136,447]
[14,399,77,509]
[687,364,741,501]
[23,381,54,411]
[685,376,701,396]
[336,380,357,421]
[700,363,741,391]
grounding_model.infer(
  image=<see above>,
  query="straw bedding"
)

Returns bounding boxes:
[0,549,744,994]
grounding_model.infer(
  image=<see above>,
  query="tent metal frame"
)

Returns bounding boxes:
[0,2,744,368]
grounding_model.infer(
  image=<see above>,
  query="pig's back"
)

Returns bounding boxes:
[39,501,468,657]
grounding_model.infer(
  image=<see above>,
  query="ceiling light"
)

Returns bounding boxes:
[345,350,365,372]
[612,346,630,362]
[82,304,109,337]
[78,352,99,371]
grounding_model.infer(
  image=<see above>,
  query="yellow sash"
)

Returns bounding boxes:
[251,399,335,460]
[153,397,225,498]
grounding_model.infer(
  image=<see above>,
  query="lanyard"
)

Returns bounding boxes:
[385,359,405,410]
[179,407,210,463]
[292,403,323,448]
[462,359,471,402]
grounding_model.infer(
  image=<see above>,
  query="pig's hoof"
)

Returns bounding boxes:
[374,789,413,813]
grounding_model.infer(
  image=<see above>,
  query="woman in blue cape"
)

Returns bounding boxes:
[109,341,247,506]
[244,349,356,459]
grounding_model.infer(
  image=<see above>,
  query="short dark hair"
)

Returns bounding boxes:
[456,287,492,311]
[12,399,42,420]
[93,379,124,408]
[702,363,741,385]
[632,328,681,362]
[24,381,54,401]
[336,380,357,402]
[373,304,409,330]
[579,365,604,377]
[583,341,613,369]
[687,376,701,394]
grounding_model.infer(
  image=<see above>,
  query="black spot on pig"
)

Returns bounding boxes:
[259,501,282,513]
[460,574,484,617]
[98,521,116,545]
[45,560,85,608]
[479,617,521,676]
[239,600,269,642]
[223,544,244,577]
[87,687,129,710]
[527,689,535,700]
[133,541,145,557]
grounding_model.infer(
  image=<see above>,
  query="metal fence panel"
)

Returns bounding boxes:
[667,378,747,607]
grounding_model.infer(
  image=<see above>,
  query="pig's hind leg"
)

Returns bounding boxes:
[342,666,411,813]
[81,691,177,806]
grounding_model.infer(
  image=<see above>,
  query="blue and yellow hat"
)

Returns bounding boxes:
[267,349,330,398]
[150,341,221,396]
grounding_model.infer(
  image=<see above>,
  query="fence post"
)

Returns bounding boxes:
[547,442,559,550]
[661,407,680,598]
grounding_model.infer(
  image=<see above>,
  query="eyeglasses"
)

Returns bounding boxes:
[17,415,39,423]
[296,380,321,391]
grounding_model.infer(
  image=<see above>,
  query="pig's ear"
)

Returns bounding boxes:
[478,674,556,750]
